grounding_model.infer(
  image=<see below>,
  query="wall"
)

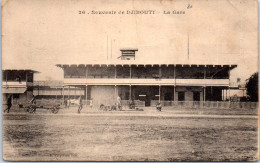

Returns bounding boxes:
[118,86,130,100]
[90,86,116,107]
[175,86,203,101]
[161,86,174,101]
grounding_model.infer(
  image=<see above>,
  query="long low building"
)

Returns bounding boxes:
[56,49,237,107]
[33,80,84,99]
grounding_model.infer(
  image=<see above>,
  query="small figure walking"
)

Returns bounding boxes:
[129,98,135,109]
[78,96,83,114]
[64,98,69,109]
[4,95,12,113]
[156,102,162,111]
[30,95,36,105]
[29,95,37,113]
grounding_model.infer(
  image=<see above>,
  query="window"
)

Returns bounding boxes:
[64,67,86,78]
[164,92,173,101]
[193,92,200,101]
[13,94,20,99]
[178,92,185,101]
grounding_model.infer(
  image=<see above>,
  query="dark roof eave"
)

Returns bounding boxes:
[2,69,40,73]
[56,64,238,69]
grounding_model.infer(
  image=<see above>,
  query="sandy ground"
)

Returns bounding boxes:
[2,106,259,161]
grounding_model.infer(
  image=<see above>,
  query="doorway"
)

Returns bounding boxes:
[178,92,185,101]
[193,91,200,101]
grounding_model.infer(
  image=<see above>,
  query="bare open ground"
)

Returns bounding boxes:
[3,106,259,161]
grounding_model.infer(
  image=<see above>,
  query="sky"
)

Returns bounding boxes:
[2,0,258,84]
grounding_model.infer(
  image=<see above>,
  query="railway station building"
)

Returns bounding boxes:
[56,49,237,107]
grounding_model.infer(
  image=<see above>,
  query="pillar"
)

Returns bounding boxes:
[174,86,178,101]
[129,85,132,100]
[74,86,76,99]
[68,86,70,99]
[159,85,161,102]
[86,66,88,78]
[173,86,176,101]
[85,85,88,101]
[62,86,65,102]
[204,66,206,79]
[226,89,227,101]
[203,86,206,102]
[55,87,57,99]
[174,65,177,102]
[115,66,117,78]
[115,85,117,101]
[173,65,176,79]
[229,87,231,102]
[222,89,224,101]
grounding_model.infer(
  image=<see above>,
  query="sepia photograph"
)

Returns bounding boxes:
[2,0,259,161]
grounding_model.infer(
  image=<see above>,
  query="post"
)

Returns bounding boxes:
[159,85,161,102]
[68,86,70,99]
[203,86,206,102]
[229,87,231,102]
[115,85,117,102]
[173,86,175,101]
[62,86,65,102]
[204,66,206,79]
[174,65,176,80]
[86,85,88,100]
[129,85,131,100]
[55,87,57,99]
[222,89,224,101]
[225,89,227,101]
[85,85,88,106]
[74,86,76,99]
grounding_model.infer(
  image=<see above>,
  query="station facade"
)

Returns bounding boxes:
[57,49,237,107]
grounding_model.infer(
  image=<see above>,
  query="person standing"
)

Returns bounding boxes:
[4,95,12,113]
[78,96,83,113]
[129,98,135,109]
[116,95,121,111]
[64,98,69,109]
[89,98,93,109]
[156,102,162,111]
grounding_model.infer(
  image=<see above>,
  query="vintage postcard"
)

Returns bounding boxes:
[2,0,259,161]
